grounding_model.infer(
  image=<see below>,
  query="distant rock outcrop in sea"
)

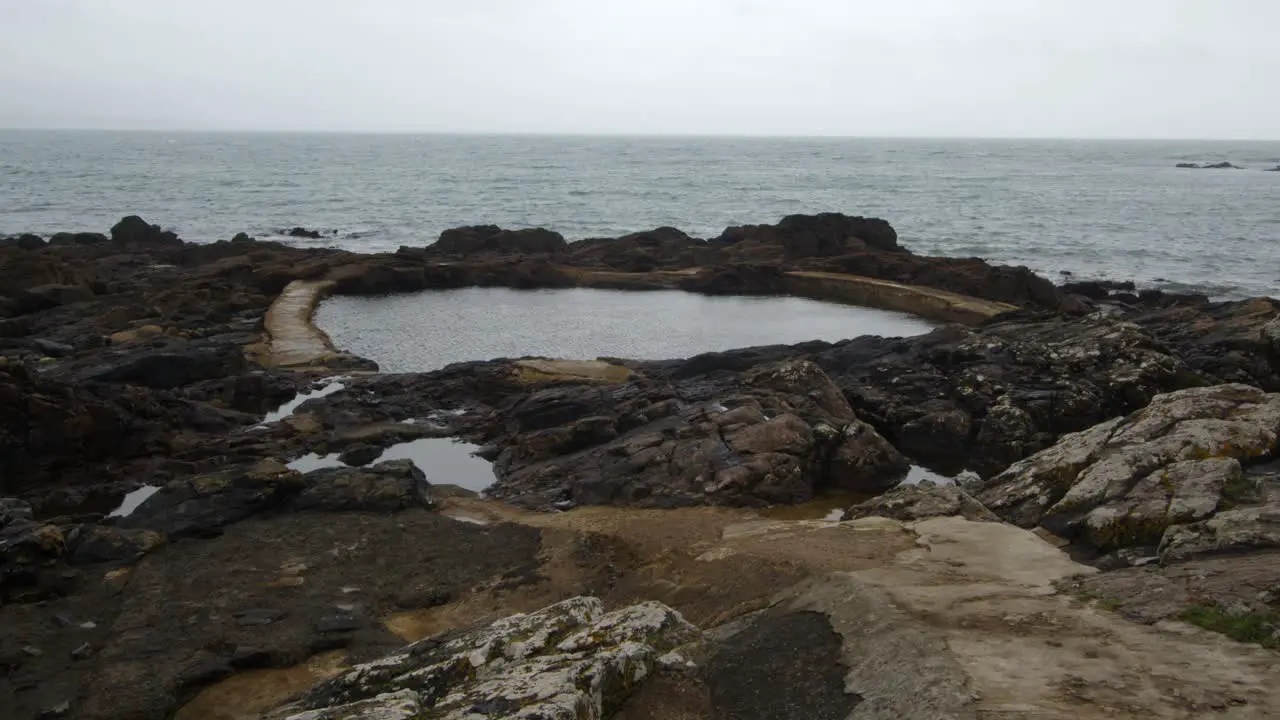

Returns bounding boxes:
[1176,161,1244,169]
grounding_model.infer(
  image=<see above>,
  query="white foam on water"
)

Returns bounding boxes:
[107,485,161,518]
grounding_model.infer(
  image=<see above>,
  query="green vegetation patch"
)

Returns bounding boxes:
[1179,604,1280,649]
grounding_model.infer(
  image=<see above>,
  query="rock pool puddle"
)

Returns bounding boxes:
[107,485,161,518]
[261,377,347,424]
[287,438,495,493]
[901,465,980,487]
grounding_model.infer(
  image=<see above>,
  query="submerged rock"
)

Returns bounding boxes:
[271,597,701,719]
[977,384,1280,554]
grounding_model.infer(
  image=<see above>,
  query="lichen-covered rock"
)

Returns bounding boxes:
[1158,506,1280,564]
[976,384,1280,552]
[843,483,999,523]
[272,597,700,720]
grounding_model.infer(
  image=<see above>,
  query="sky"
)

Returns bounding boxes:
[1,0,1277,138]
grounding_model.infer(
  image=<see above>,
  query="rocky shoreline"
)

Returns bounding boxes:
[3,213,1280,718]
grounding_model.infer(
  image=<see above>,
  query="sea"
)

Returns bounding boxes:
[2,131,1278,299]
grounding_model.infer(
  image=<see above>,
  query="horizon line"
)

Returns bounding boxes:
[2,127,1278,143]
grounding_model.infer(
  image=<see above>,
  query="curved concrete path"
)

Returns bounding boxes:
[261,279,337,368]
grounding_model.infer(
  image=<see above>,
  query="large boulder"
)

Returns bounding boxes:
[489,359,906,508]
[270,597,701,719]
[288,460,436,512]
[817,314,1193,476]
[110,215,182,247]
[715,212,901,258]
[564,227,711,271]
[483,356,906,504]
[433,225,568,256]
[977,384,1280,553]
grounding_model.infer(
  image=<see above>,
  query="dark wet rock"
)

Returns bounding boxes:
[1176,161,1243,169]
[313,613,365,633]
[1060,280,1137,300]
[1,234,47,251]
[677,263,787,295]
[1265,165,1280,172]
[70,642,93,660]
[48,232,108,247]
[715,212,901,256]
[234,608,287,627]
[432,225,568,256]
[272,597,700,719]
[31,339,74,358]
[842,483,999,523]
[231,232,254,243]
[289,460,436,513]
[566,226,710,271]
[35,701,71,719]
[1,498,34,527]
[118,460,306,539]
[488,359,907,508]
[110,216,181,247]
[816,315,1192,476]
[978,385,1280,555]
[286,227,323,239]
[0,521,67,602]
[76,508,549,720]
[336,443,383,467]
[58,339,248,389]
[0,316,34,338]
[707,610,856,720]
[1,362,254,499]
[15,284,95,314]
[65,525,164,565]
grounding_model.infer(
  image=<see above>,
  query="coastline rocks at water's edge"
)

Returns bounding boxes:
[433,225,568,255]
[1176,162,1244,170]
[976,384,1280,563]
[486,359,908,508]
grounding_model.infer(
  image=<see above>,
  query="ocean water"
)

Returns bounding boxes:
[315,287,935,373]
[3,131,1278,298]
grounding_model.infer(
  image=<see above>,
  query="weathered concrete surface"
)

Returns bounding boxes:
[262,280,337,368]
[849,517,1280,719]
[783,270,1017,325]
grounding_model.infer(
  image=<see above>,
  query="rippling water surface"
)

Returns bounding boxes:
[315,287,936,372]
[3,131,1279,298]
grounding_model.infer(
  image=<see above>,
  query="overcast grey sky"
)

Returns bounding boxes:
[1,0,1277,138]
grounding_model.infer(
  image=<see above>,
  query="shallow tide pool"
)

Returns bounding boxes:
[315,287,937,373]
